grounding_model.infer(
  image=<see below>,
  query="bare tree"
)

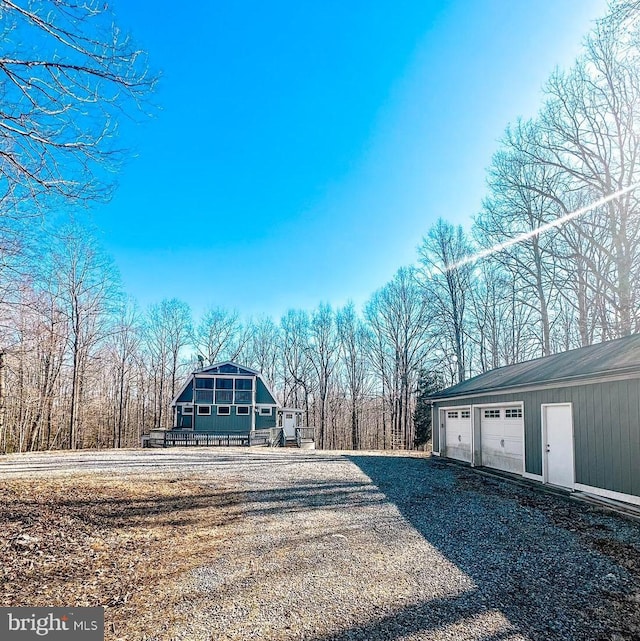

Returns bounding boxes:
[242,316,281,389]
[419,220,473,383]
[108,299,142,447]
[0,0,154,211]
[365,268,432,449]
[535,20,640,336]
[476,120,565,357]
[307,304,339,449]
[40,221,121,449]
[280,309,313,421]
[336,302,371,450]
[193,307,247,366]
[144,299,192,429]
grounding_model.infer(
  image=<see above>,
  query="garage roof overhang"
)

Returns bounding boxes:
[430,365,640,403]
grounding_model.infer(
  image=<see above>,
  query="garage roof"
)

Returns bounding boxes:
[430,333,640,399]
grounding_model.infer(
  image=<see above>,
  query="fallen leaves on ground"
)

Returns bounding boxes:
[0,475,239,640]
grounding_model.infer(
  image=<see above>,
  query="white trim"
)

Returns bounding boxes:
[236,406,250,415]
[182,405,194,415]
[541,402,575,490]
[257,378,281,410]
[217,405,231,416]
[259,407,273,416]
[171,377,194,407]
[196,405,211,416]
[473,401,525,476]
[439,404,473,464]
[170,360,281,408]
[199,361,261,376]
[432,451,440,456]
[523,472,544,482]
[472,400,523,409]
[574,483,640,507]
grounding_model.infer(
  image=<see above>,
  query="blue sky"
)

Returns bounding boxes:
[91,0,609,321]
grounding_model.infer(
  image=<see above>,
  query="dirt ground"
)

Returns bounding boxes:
[0,472,238,639]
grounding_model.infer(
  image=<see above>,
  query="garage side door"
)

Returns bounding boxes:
[480,406,523,474]
[444,408,472,463]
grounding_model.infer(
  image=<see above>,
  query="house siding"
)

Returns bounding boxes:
[433,376,640,499]
[176,382,193,403]
[255,412,276,430]
[192,411,252,433]
[256,378,276,405]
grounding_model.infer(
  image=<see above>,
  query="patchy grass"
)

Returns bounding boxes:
[0,475,239,640]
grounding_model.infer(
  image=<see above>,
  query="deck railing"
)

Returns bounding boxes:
[165,431,250,447]
[147,427,287,448]
[145,426,313,448]
[149,430,249,447]
[295,427,315,448]
[249,427,283,447]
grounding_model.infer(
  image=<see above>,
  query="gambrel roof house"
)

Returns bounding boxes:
[169,361,306,443]
[171,361,280,433]
[430,334,640,507]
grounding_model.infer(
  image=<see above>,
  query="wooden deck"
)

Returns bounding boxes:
[146,427,312,448]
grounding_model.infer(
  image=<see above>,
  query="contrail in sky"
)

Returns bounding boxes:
[447,181,640,272]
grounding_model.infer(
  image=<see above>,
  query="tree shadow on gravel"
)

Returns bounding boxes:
[323,454,640,641]
[4,479,386,530]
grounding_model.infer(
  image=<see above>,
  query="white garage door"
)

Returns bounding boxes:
[480,406,523,474]
[444,408,472,463]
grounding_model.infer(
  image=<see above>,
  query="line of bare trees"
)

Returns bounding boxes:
[2,2,640,452]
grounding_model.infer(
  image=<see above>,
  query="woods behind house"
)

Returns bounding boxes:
[2,2,640,452]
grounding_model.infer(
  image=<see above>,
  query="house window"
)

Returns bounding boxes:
[197,405,211,416]
[286,413,293,419]
[219,364,239,374]
[234,378,253,404]
[194,377,214,402]
[215,378,233,404]
[236,406,250,415]
[260,407,272,416]
[217,406,231,415]
[461,410,470,419]
[505,408,523,419]
[447,411,459,419]
[195,389,214,403]
[182,405,193,415]
[484,409,500,419]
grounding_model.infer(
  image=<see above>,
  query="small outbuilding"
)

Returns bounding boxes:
[430,334,640,507]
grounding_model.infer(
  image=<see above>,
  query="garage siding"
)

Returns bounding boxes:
[433,377,640,499]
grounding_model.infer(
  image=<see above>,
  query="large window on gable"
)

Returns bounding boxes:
[215,378,233,404]
[194,378,214,404]
[234,378,253,404]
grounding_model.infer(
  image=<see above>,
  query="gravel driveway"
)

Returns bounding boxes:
[2,448,639,641]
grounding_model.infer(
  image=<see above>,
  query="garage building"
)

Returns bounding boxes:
[430,334,640,506]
